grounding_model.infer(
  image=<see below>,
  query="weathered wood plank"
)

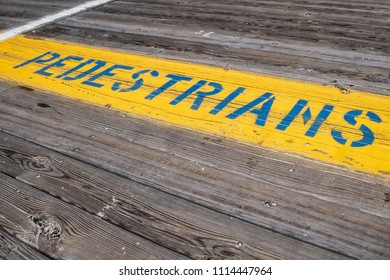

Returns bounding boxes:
[0,0,388,261]
[0,227,50,260]
[0,83,388,259]
[0,131,349,259]
[32,0,390,94]
[0,0,88,30]
[0,172,186,260]
[1,35,388,176]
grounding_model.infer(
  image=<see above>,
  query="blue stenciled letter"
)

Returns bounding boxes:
[226,92,275,126]
[112,69,159,92]
[331,110,382,147]
[276,100,334,137]
[57,59,106,81]
[14,52,60,69]
[170,80,223,110]
[210,87,245,115]
[35,55,84,77]
[145,74,192,100]
[82,64,133,88]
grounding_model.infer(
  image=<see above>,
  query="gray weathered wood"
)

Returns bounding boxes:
[0,131,349,259]
[0,227,50,260]
[0,83,388,259]
[32,0,390,94]
[0,0,389,260]
[0,172,186,259]
[0,0,88,30]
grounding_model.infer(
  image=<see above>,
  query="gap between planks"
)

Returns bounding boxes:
[0,171,187,260]
[0,131,349,260]
[0,83,389,259]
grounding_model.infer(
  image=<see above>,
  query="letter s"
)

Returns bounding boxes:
[331,110,382,147]
[112,69,159,92]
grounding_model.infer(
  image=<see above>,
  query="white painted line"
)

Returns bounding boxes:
[0,0,114,41]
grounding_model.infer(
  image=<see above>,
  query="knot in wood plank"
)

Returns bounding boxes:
[28,213,62,254]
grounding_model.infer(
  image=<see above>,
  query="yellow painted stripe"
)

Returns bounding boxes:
[0,36,389,177]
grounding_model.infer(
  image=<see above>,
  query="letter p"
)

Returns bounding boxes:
[14,52,60,69]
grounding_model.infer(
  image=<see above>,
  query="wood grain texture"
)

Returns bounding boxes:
[0,0,389,260]
[0,172,186,260]
[31,0,390,94]
[0,82,388,259]
[0,227,49,260]
[1,35,388,176]
[0,0,87,30]
[0,131,348,260]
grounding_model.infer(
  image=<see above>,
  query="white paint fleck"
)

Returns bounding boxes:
[112,196,120,205]
[52,156,63,163]
[97,212,105,218]
[195,30,214,37]
[263,201,277,207]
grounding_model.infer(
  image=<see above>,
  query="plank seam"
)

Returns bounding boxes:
[0,171,187,259]
[0,130,189,258]
[0,0,114,42]
[0,129,354,259]
[0,224,52,259]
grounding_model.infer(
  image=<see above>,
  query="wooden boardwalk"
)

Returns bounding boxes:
[0,0,389,260]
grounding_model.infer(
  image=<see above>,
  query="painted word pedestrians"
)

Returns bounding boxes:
[0,36,388,176]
